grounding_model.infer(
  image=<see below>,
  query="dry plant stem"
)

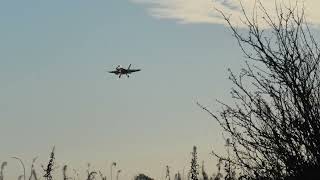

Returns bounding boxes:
[0,162,7,180]
[12,157,26,180]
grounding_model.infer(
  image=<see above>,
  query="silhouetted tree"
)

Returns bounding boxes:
[134,173,154,180]
[190,146,199,180]
[199,0,320,179]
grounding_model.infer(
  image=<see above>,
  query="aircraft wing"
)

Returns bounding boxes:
[128,69,141,73]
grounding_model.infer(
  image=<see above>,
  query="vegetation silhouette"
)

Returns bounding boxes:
[201,161,208,180]
[0,162,7,180]
[198,0,320,179]
[134,173,154,180]
[190,146,199,180]
[165,165,171,180]
[0,145,243,180]
[42,147,55,180]
[174,172,182,180]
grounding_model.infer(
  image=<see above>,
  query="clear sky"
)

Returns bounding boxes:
[1,0,319,179]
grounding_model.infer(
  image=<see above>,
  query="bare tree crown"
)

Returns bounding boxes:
[199,0,320,179]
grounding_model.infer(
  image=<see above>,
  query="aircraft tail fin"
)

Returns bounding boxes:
[128,64,131,70]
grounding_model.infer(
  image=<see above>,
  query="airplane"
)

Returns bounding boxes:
[108,64,141,78]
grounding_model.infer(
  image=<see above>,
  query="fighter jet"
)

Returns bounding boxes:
[108,64,141,78]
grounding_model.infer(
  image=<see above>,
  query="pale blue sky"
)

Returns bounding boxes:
[0,0,253,179]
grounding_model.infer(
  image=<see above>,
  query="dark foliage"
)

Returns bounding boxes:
[43,147,55,180]
[199,0,320,179]
[134,173,154,180]
[190,146,199,180]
